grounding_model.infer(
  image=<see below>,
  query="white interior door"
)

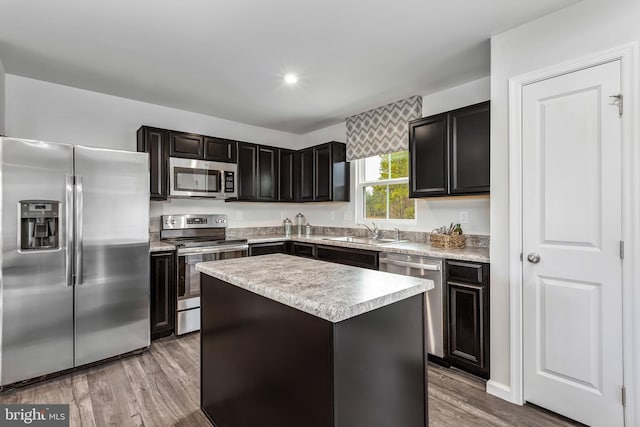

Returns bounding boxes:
[522,60,624,426]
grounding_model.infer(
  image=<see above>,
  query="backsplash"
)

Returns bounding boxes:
[226,226,489,248]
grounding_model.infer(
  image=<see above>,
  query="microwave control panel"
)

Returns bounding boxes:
[224,171,235,193]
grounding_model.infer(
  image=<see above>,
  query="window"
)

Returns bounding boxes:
[358,151,415,220]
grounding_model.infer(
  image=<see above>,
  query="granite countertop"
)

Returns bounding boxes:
[150,241,176,252]
[241,234,489,263]
[196,254,433,323]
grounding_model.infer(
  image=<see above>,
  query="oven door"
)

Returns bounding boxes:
[176,245,248,335]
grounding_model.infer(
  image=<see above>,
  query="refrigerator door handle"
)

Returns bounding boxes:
[75,176,84,286]
[65,175,74,287]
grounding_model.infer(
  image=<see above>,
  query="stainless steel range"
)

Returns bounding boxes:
[161,214,248,335]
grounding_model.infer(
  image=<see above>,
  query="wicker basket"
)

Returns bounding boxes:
[430,233,465,249]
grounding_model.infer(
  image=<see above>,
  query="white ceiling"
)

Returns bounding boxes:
[0,0,578,134]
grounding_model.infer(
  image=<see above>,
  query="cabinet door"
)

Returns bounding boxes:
[315,245,378,270]
[257,146,278,201]
[137,126,169,200]
[150,252,175,340]
[446,281,487,377]
[237,142,258,200]
[278,149,296,202]
[249,242,288,256]
[298,148,315,202]
[449,102,490,195]
[204,137,237,163]
[409,114,449,197]
[170,132,205,159]
[314,143,332,201]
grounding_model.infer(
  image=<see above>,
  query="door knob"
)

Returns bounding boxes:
[527,253,541,264]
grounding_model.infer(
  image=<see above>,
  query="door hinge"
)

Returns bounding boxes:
[622,386,626,406]
[520,253,523,262]
[610,94,623,117]
[620,241,625,260]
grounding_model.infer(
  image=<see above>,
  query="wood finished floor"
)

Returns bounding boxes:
[0,333,578,427]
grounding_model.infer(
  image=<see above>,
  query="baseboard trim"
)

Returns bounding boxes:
[486,380,519,404]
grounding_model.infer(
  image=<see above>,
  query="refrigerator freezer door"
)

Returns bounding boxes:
[0,138,74,386]
[73,146,150,366]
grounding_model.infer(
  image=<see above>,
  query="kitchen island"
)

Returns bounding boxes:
[196,254,433,427]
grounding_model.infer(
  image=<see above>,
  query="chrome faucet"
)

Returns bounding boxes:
[358,222,379,239]
[393,227,401,241]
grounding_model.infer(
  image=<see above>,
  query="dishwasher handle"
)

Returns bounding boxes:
[379,258,441,271]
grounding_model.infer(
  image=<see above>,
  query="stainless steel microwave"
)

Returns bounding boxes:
[169,157,237,199]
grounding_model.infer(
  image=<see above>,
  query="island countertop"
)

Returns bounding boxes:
[195,253,433,323]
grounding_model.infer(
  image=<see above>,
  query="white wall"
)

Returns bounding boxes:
[5,73,491,234]
[4,75,357,230]
[0,56,5,135]
[490,0,640,397]
[5,75,302,151]
[296,78,492,235]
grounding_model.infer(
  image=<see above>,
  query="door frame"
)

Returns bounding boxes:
[504,42,639,426]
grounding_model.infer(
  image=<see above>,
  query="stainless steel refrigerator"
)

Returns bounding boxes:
[0,137,150,386]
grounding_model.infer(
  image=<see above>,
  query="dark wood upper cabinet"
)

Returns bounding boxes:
[298,147,315,202]
[137,126,169,200]
[278,149,296,202]
[409,101,490,198]
[297,142,349,202]
[169,132,204,159]
[204,137,237,163]
[409,113,449,197]
[449,102,490,194]
[257,146,278,201]
[444,260,490,379]
[314,143,332,201]
[150,251,175,340]
[237,142,258,200]
[138,125,348,203]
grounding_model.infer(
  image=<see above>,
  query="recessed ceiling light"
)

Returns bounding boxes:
[283,73,298,84]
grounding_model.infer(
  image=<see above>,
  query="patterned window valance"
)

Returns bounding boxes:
[345,95,422,161]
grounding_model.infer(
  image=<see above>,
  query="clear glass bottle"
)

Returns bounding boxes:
[295,212,305,236]
[283,218,292,237]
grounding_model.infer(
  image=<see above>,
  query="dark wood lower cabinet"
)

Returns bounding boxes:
[150,251,175,340]
[444,260,489,378]
[201,275,427,427]
[315,244,378,270]
[248,241,290,256]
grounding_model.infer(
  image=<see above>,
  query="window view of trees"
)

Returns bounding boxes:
[363,151,415,220]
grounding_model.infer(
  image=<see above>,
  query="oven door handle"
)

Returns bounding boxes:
[178,244,249,256]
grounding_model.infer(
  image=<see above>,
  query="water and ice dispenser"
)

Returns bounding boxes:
[19,200,60,250]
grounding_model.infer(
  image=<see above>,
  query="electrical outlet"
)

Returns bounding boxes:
[280,211,285,220]
[236,211,243,221]
[459,211,469,224]
[329,211,335,221]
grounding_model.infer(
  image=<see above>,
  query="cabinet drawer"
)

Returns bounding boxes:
[316,245,378,270]
[249,242,289,256]
[291,242,316,258]
[446,260,487,285]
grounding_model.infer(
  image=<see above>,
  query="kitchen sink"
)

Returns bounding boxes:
[322,236,408,246]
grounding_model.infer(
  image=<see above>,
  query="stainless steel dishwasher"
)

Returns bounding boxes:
[379,252,444,359]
